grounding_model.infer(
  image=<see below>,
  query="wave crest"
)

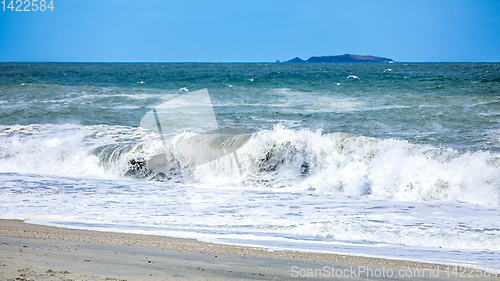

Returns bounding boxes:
[1,124,499,206]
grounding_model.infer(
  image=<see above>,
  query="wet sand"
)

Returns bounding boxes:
[0,219,497,280]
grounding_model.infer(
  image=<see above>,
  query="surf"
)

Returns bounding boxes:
[2,122,498,206]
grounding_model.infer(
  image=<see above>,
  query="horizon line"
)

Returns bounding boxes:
[1,61,499,64]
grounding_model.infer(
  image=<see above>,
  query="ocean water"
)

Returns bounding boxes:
[1,63,500,270]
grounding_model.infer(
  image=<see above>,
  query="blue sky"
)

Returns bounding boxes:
[1,0,499,62]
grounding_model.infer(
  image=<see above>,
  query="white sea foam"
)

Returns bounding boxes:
[2,62,499,270]
[272,88,366,113]
[0,124,500,266]
[1,124,499,206]
[0,127,104,178]
[1,123,500,269]
[234,125,500,206]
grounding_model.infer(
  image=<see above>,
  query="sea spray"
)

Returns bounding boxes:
[2,123,498,206]
[2,63,500,269]
[237,125,500,206]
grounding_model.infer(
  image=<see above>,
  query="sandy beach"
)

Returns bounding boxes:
[0,219,497,280]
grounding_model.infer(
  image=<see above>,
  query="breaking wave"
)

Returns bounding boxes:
[1,124,499,206]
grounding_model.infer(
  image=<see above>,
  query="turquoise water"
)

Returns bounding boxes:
[1,63,500,270]
[1,63,499,151]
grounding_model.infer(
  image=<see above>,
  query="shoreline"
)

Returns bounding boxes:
[0,219,497,280]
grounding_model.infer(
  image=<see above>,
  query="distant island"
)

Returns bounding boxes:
[282,54,393,63]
